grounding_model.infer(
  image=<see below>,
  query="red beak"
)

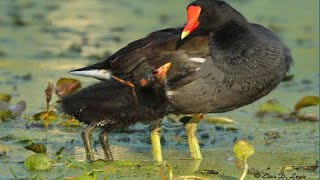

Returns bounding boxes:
[181,6,202,39]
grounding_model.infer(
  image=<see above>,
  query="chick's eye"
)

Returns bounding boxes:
[204,11,211,15]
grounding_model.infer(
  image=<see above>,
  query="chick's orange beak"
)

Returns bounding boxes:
[155,62,172,81]
[181,6,201,39]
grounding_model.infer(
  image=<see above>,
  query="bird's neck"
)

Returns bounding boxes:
[208,20,252,52]
[207,20,259,75]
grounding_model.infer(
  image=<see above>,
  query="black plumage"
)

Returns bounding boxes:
[71,0,292,115]
[61,64,171,161]
[61,80,168,130]
[65,0,293,161]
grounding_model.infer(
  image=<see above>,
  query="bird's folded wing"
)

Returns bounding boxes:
[72,27,210,89]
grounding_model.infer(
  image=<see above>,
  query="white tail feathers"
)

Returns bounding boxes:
[70,69,111,80]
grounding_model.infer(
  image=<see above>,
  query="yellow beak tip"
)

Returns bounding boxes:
[181,31,190,40]
[165,62,172,68]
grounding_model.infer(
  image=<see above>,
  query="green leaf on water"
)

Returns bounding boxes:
[25,143,47,153]
[0,110,13,121]
[205,117,238,124]
[233,141,255,161]
[60,118,81,127]
[0,94,11,102]
[294,96,319,111]
[24,153,52,171]
[32,111,57,121]
[256,100,290,117]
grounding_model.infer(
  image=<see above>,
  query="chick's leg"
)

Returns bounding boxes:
[99,129,113,161]
[82,122,99,162]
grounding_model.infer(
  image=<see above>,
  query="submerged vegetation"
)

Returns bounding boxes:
[0,0,319,179]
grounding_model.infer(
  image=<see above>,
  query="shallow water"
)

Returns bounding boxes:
[0,0,319,179]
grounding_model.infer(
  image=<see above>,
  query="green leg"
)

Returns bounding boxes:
[150,119,163,162]
[81,122,98,162]
[185,114,203,160]
[99,130,114,161]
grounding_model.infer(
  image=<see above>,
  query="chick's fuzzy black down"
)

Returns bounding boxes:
[60,81,169,131]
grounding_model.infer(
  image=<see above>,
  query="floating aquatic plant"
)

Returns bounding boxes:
[205,116,238,124]
[55,78,81,98]
[293,96,319,112]
[256,100,289,117]
[32,78,82,127]
[257,96,320,122]
[24,153,53,171]
[32,82,57,127]
[234,140,255,180]
[25,143,47,153]
[0,93,26,121]
[0,94,11,102]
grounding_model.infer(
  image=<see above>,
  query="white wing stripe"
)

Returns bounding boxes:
[189,57,206,63]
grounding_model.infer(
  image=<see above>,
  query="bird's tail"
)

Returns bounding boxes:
[69,62,112,80]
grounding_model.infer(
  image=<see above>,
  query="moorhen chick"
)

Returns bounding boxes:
[70,0,293,160]
[61,63,171,161]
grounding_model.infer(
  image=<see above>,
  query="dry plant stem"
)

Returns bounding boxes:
[240,158,249,180]
[159,161,173,180]
[167,163,173,180]
[44,113,50,128]
[150,119,163,162]
[185,114,203,160]
[46,103,50,112]
[82,122,99,162]
[160,167,166,180]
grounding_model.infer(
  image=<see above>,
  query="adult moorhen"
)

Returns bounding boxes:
[70,0,293,160]
[61,63,171,161]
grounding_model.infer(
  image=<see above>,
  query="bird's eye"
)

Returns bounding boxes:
[204,11,211,15]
